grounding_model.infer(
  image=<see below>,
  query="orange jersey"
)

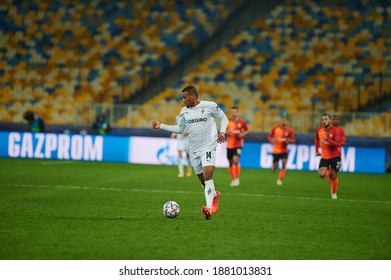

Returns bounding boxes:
[315,126,343,159]
[268,125,295,154]
[335,126,346,146]
[226,118,248,148]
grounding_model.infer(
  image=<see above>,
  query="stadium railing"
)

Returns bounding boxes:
[71,103,391,137]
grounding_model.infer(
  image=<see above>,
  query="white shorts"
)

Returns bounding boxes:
[177,138,189,153]
[190,148,216,175]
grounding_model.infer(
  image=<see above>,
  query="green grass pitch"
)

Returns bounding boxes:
[0,158,390,260]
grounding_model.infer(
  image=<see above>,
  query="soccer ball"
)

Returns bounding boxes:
[162,201,180,218]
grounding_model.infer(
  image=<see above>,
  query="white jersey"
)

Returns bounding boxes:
[173,115,189,152]
[161,101,228,154]
[174,115,188,141]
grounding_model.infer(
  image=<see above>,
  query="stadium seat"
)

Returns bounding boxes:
[1,0,244,125]
[1,0,390,136]
[140,0,390,134]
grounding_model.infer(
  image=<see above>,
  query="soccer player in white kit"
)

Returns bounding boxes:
[152,85,228,220]
[171,115,192,177]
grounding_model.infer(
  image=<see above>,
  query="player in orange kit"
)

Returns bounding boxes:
[315,114,344,199]
[332,115,346,146]
[326,115,346,186]
[268,117,295,185]
[226,106,249,187]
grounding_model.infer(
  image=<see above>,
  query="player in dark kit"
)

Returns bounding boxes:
[92,114,110,135]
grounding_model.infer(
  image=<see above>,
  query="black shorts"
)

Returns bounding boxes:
[272,153,288,164]
[319,156,341,171]
[227,148,242,160]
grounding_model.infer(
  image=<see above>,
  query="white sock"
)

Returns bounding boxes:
[204,179,216,209]
[178,156,183,174]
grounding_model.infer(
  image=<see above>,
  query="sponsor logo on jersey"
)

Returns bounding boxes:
[186,117,208,124]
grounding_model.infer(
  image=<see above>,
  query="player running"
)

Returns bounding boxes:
[332,115,346,147]
[315,114,344,199]
[268,117,295,185]
[226,106,249,187]
[152,85,228,220]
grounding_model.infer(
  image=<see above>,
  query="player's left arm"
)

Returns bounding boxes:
[326,138,341,147]
[326,129,342,147]
[340,128,346,146]
[288,128,295,143]
[238,120,249,138]
[212,103,228,143]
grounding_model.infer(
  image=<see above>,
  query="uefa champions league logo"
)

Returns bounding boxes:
[156,141,190,166]
[156,142,177,165]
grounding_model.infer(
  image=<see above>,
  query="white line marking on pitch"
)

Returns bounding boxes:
[4,184,391,204]
[41,161,76,166]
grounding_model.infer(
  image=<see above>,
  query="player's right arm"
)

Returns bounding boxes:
[153,108,187,134]
[152,111,186,134]
[152,119,186,134]
[170,115,179,138]
[152,120,161,129]
[161,124,185,134]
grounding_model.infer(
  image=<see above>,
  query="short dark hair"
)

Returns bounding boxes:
[230,106,239,110]
[322,113,332,119]
[181,85,198,98]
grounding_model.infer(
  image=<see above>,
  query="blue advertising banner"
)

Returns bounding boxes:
[241,142,386,174]
[0,132,129,163]
[0,132,386,174]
